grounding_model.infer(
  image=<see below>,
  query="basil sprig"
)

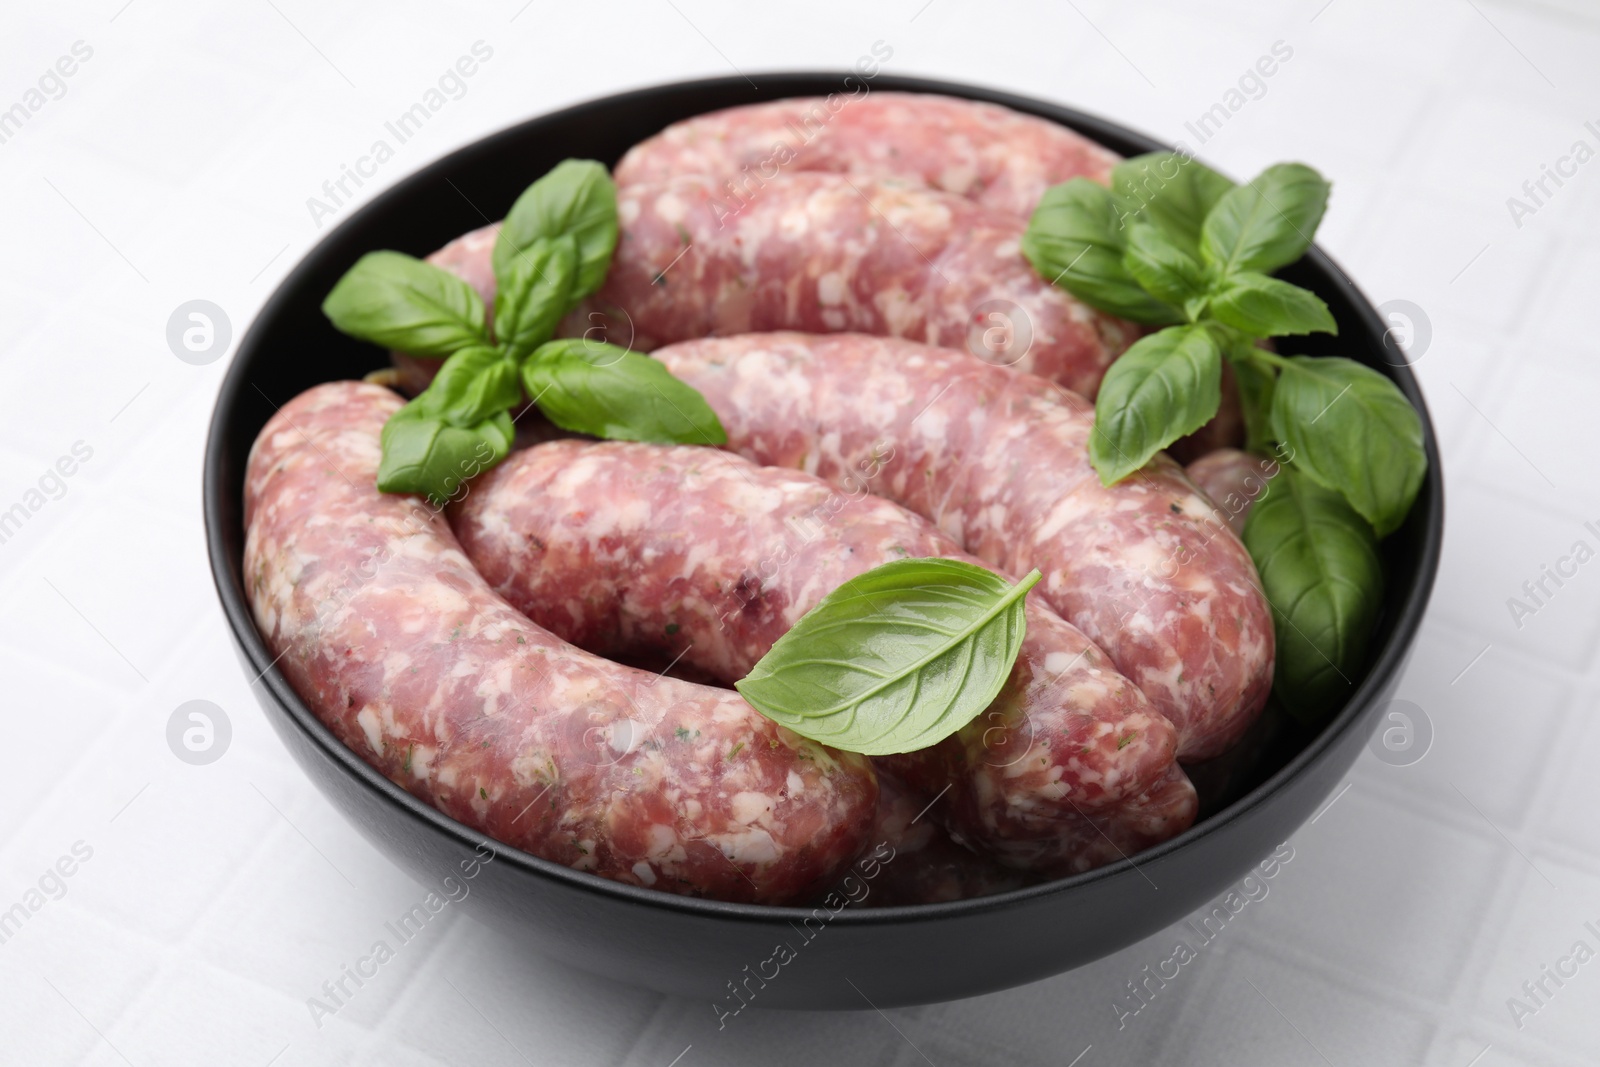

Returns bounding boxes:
[1024,156,1345,488]
[736,558,1042,756]
[322,159,723,503]
[1026,152,1430,718]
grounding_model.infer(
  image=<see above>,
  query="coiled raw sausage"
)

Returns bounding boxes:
[653,333,1275,760]
[613,91,1119,219]
[243,381,877,903]
[406,173,1139,400]
[451,439,1193,874]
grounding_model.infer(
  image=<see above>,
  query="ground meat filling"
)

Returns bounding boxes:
[243,381,878,904]
[452,439,1194,874]
[654,332,1275,761]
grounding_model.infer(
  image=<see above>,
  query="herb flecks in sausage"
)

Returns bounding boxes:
[453,439,1192,873]
[655,333,1273,760]
[244,382,877,903]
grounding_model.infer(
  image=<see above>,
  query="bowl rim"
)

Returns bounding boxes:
[204,69,1444,926]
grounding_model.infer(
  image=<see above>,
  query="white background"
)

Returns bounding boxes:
[2,0,1598,1063]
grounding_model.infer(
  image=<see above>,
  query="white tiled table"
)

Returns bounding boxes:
[2,1,1597,1063]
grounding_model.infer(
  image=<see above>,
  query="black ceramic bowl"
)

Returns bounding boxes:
[204,72,1443,1010]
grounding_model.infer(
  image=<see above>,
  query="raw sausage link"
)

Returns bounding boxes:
[864,765,1195,904]
[409,173,1140,401]
[1185,448,1282,537]
[243,381,877,904]
[653,333,1274,761]
[592,173,1140,399]
[852,772,1036,907]
[450,439,1191,874]
[613,92,1119,219]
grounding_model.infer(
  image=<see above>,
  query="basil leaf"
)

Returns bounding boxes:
[1200,163,1331,276]
[1242,467,1382,723]
[493,160,618,298]
[1209,272,1337,337]
[1110,151,1235,255]
[1089,324,1223,484]
[1270,357,1426,537]
[735,559,1043,756]
[523,340,726,445]
[376,400,513,503]
[1122,223,1211,313]
[322,250,489,357]
[421,345,522,428]
[1022,178,1183,325]
[494,235,578,362]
